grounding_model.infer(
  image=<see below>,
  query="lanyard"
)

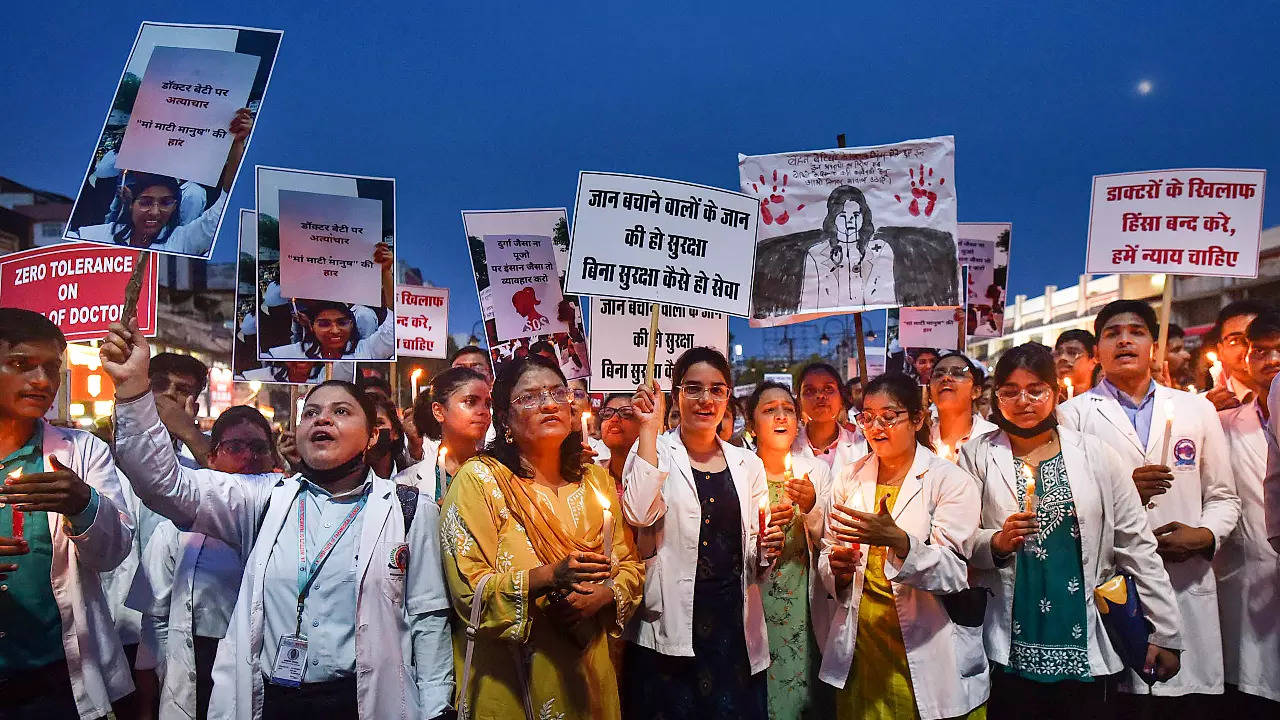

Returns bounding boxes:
[294,486,366,636]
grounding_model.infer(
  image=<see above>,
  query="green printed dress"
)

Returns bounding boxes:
[762,478,818,719]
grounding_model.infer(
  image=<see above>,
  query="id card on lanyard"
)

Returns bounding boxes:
[269,486,367,688]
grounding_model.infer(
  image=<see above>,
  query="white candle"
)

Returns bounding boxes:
[758,494,771,565]
[7,469,23,538]
[1021,463,1036,513]
[1159,401,1174,467]
[410,367,424,400]
[581,411,592,439]
[435,446,448,501]
[592,486,614,562]
[1207,351,1223,389]
[1064,377,1074,400]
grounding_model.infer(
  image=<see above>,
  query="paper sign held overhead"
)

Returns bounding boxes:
[588,299,728,392]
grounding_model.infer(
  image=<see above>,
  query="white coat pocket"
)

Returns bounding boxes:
[952,623,988,678]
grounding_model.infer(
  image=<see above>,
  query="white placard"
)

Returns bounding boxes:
[898,307,964,350]
[958,222,1011,339]
[485,234,569,341]
[115,45,258,187]
[588,299,727,392]
[740,136,960,326]
[278,190,383,307]
[395,286,448,358]
[1086,168,1265,278]
[763,373,794,391]
[849,348,888,380]
[565,172,758,316]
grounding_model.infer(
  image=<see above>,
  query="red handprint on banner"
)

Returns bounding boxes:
[752,170,805,225]
[894,164,946,217]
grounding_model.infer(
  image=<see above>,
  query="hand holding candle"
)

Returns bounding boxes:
[1207,351,1223,389]
[6,469,23,538]
[1159,401,1174,467]
[435,446,448,502]
[1021,462,1037,514]
[1063,377,1074,400]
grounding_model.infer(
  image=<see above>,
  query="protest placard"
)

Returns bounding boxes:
[958,223,1011,338]
[395,285,449,358]
[588,299,727,392]
[485,234,569,341]
[463,209,590,380]
[278,190,384,307]
[0,243,157,342]
[764,373,794,391]
[849,348,887,380]
[256,166,397,362]
[898,307,966,350]
[65,22,282,259]
[1086,169,1266,277]
[740,136,960,327]
[232,210,354,384]
[564,172,758,317]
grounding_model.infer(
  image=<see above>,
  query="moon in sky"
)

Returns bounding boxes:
[1137,79,1154,95]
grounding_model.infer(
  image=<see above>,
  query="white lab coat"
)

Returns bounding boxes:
[1264,373,1280,546]
[1214,401,1280,702]
[1058,384,1239,696]
[621,433,773,673]
[112,394,453,719]
[793,423,867,482]
[34,423,137,719]
[958,426,1182,676]
[816,445,988,719]
[930,412,998,456]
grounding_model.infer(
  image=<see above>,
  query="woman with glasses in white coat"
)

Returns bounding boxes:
[958,343,1182,719]
[623,347,786,719]
[818,373,987,720]
[100,320,453,720]
[929,353,997,459]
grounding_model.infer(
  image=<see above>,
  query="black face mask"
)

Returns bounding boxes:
[296,451,367,485]
[991,405,1058,439]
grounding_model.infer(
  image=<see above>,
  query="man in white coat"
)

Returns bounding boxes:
[1058,300,1239,715]
[1214,312,1280,713]
[0,308,135,719]
[1204,300,1270,411]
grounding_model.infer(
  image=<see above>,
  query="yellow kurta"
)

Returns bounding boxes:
[440,457,643,720]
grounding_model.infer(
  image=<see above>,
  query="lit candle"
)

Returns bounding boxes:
[779,452,794,510]
[937,443,953,462]
[758,494,771,565]
[1207,351,1223,389]
[7,469,22,538]
[435,446,448,502]
[1159,401,1174,467]
[1021,463,1036,514]
[1063,377,1074,400]
[592,486,615,564]
[410,367,425,400]
[581,410,592,440]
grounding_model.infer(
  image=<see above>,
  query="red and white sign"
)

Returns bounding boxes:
[0,243,158,341]
[394,285,448,358]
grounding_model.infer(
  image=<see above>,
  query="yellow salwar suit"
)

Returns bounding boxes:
[440,457,643,720]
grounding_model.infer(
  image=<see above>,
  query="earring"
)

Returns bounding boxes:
[504,428,514,444]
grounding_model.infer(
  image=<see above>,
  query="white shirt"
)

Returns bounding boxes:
[69,191,227,258]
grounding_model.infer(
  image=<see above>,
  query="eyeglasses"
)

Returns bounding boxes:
[930,367,972,383]
[995,387,1055,404]
[134,197,177,211]
[215,439,271,456]
[676,383,730,401]
[1052,348,1086,361]
[1248,346,1280,359]
[512,386,576,410]
[799,386,839,399]
[854,409,910,428]
[1222,334,1248,349]
[313,318,354,330]
[599,406,636,421]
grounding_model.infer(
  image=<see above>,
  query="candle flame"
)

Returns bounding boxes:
[1063,377,1073,390]
[759,494,769,512]
[783,452,793,475]
[410,367,424,380]
[1206,351,1219,364]
[7,468,21,480]
[592,485,611,512]
[437,446,447,461]
[938,444,953,461]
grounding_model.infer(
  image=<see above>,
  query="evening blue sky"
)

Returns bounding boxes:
[4,2,1278,360]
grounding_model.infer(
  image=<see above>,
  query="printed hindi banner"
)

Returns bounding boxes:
[278,190,384,307]
[395,285,449,358]
[587,299,728,392]
[897,307,965,351]
[256,166,397,362]
[65,22,282,260]
[233,209,354,385]
[564,172,758,317]
[958,223,1011,338]
[114,46,259,187]
[463,209,590,380]
[1086,168,1266,278]
[485,234,570,341]
[740,136,961,327]
[0,243,157,342]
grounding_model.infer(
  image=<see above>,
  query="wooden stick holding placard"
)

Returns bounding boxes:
[121,250,149,331]
[1154,275,1174,373]
[836,132,870,386]
[646,302,660,386]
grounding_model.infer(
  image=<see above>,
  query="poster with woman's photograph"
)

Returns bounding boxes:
[958,222,1012,339]
[255,166,397,362]
[233,210,354,384]
[64,22,282,259]
[462,208,590,380]
[739,135,961,327]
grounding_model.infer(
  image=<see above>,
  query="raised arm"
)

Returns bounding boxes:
[622,381,668,527]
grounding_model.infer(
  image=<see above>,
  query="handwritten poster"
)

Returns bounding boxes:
[740,136,960,327]
[485,234,569,341]
[1086,169,1265,278]
[278,190,383,307]
[588,299,727,392]
[958,223,1012,339]
[395,285,449,358]
[115,46,258,187]
[564,172,758,317]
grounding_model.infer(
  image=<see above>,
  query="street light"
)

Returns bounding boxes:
[820,333,830,346]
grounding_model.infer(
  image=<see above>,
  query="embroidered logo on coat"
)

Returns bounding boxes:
[1173,438,1196,467]
[388,543,410,576]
